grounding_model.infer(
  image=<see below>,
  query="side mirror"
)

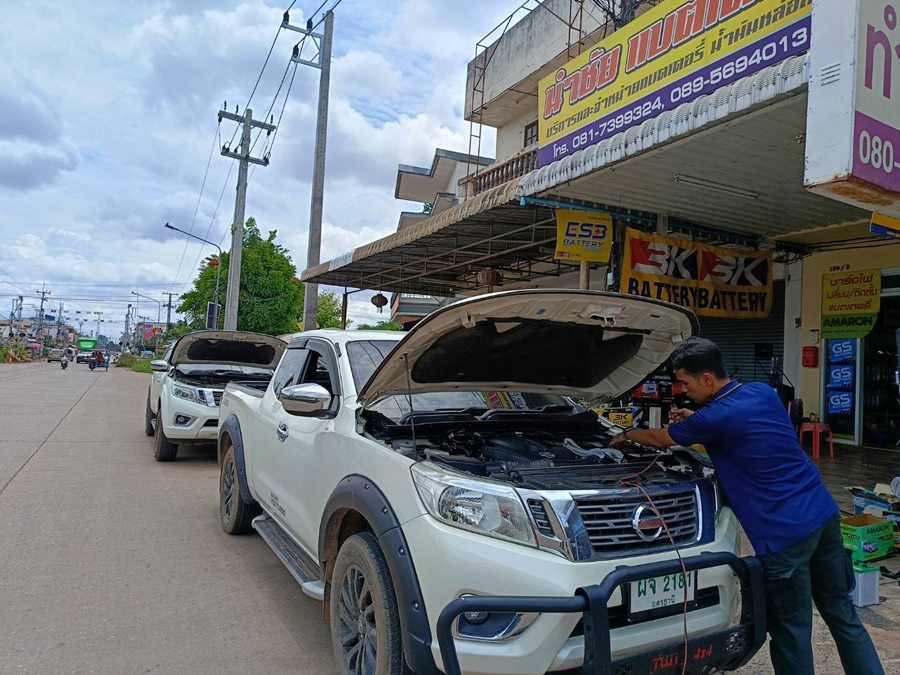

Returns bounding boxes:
[150,360,169,372]
[279,383,332,416]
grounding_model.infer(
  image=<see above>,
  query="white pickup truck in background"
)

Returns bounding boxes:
[144,331,285,461]
[216,290,765,675]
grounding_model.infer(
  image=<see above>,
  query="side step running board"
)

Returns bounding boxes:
[252,514,325,601]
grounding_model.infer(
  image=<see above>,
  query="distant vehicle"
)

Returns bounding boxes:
[140,350,155,358]
[76,351,92,364]
[47,349,64,362]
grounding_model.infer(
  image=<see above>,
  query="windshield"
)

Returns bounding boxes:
[345,339,574,422]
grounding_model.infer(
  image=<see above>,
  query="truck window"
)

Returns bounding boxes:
[272,349,309,395]
[298,351,336,395]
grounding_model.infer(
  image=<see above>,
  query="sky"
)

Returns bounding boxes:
[0,0,526,335]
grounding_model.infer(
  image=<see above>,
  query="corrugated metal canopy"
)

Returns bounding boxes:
[301,180,578,295]
[303,53,871,294]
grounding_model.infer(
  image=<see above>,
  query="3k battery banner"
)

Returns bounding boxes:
[537,0,812,166]
[620,228,773,318]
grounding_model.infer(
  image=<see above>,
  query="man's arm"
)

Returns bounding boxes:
[610,427,676,448]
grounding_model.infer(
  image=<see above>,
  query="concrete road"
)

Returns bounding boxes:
[0,363,335,674]
[1,362,897,675]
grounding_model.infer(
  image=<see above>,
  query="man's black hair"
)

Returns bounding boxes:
[670,336,727,379]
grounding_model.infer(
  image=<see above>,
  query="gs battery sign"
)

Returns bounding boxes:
[828,364,855,389]
[827,338,857,364]
[554,209,614,263]
[827,390,854,415]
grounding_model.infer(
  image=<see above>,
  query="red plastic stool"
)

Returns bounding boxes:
[799,422,834,459]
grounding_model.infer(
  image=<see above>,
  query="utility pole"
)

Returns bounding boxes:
[15,296,23,342]
[218,107,276,330]
[283,10,334,331]
[163,292,174,330]
[35,285,50,351]
[124,304,132,353]
[56,302,64,346]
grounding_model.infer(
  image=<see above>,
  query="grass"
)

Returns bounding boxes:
[114,354,153,373]
[131,359,153,374]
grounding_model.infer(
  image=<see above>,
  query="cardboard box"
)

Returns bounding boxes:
[841,514,894,562]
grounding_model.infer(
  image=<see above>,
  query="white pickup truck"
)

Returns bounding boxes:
[217,290,765,675]
[145,331,285,461]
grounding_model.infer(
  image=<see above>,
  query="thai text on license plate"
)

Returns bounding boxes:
[630,571,696,613]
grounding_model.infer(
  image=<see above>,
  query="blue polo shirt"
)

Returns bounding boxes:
[667,381,838,555]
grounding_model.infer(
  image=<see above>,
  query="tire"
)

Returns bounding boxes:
[219,445,259,534]
[144,393,155,436]
[330,532,412,675]
[153,403,178,461]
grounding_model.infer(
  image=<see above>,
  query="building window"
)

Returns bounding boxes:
[523,121,538,148]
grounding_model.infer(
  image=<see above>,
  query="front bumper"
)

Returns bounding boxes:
[403,508,758,674]
[161,397,220,441]
[437,552,766,675]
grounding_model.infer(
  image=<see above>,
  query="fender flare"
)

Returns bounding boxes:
[218,414,254,505]
[320,475,439,675]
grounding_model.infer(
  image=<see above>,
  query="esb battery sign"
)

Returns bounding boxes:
[827,390,854,415]
[828,364,855,388]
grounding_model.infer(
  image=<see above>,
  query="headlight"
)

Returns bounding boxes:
[411,462,536,547]
[172,385,197,402]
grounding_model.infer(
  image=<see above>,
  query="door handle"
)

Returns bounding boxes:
[276,422,288,442]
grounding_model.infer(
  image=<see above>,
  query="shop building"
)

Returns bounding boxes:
[304,0,900,428]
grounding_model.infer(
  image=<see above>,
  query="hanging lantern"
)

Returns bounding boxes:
[371,293,388,313]
[477,268,502,289]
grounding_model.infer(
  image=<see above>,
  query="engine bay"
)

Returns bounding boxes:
[366,413,712,490]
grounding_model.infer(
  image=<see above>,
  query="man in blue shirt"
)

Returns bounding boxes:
[610,337,883,675]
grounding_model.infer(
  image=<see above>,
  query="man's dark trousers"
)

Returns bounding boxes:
[760,514,884,674]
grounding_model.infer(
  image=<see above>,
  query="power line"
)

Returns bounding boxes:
[169,121,221,292]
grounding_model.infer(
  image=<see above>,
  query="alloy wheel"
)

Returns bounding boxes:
[338,564,377,675]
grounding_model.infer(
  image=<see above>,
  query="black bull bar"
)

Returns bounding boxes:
[436,552,766,675]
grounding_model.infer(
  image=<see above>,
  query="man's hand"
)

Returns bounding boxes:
[609,432,633,448]
[669,406,694,423]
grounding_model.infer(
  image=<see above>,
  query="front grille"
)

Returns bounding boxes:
[212,390,223,405]
[574,489,698,557]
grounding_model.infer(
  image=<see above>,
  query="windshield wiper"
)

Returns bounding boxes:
[477,405,576,420]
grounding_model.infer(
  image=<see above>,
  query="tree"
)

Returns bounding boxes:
[316,291,345,329]
[356,319,403,331]
[178,218,304,336]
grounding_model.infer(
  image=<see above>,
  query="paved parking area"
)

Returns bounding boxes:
[0,362,897,674]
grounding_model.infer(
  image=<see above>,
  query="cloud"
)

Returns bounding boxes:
[12,234,47,259]
[49,227,91,242]
[0,84,78,190]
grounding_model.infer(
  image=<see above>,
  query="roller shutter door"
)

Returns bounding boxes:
[696,281,785,384]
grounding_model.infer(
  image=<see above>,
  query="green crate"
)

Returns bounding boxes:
[841,514,894,562]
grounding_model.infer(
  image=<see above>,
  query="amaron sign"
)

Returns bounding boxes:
[620,228,773,318]
[805,0,900,215]
[820,268,882,338]
[537,0,812,166]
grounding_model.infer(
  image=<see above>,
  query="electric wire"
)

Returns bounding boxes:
[615,446,690,675]
[168,122,220,293]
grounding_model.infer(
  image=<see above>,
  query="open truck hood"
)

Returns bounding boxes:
[358,290,698,405]
[170,330,286,369]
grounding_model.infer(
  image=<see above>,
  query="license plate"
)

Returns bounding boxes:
[629,571,696,613]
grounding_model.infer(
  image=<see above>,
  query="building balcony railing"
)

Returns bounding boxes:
[459,148,537,199]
